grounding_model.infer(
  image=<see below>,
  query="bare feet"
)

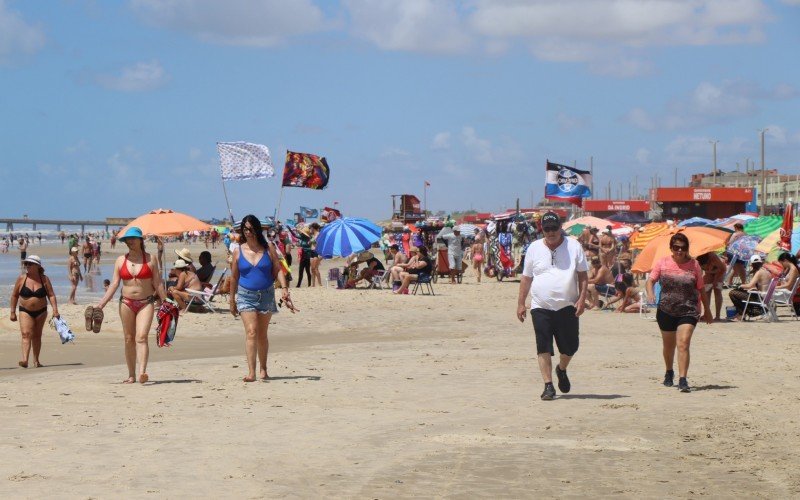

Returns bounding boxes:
[259,369,269,380]
[138,373,149,384]
[242,375,256,382]
[18,361,28,368]
[122,377,136,384]
[34,361,43,368]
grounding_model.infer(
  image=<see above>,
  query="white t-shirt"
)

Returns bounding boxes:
[522,236,589,311]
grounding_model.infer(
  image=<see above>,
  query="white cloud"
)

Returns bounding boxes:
[380,148,411,159]
[431,131,451,150]
[626,80,798,131]
[664,136,714,164]
[95,60,169,92]
[556,112,589,132]
[589,57,654,78]
[344,0,471,54]
[461,126,494,164]
[765,125,788,144]
[130,0,326,46]
[0,0,45,63]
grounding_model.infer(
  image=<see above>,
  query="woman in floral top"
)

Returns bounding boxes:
[646,233,712,393]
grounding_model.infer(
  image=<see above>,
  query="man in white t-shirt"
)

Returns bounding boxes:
[517,212,589,401]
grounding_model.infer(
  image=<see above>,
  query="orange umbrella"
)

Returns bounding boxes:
[631,227,730,273]
[117,208,211,238]
[629,222,670,250]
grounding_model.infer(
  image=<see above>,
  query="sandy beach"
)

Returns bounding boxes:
[1,242,799,498]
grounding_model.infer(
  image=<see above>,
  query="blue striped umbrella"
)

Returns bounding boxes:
[316,217,382,258]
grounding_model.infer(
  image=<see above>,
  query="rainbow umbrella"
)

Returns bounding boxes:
[630,222,670,250]
[632,227,730,273]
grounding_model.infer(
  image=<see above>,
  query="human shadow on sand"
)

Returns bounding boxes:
[262,375,321,382]
[691,384,737,391]
[557,394,629,400]
[1,362,84,370]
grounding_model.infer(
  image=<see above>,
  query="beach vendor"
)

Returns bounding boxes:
[440,226,465,284]
[95,227,167,384]
[516,212,588,401]
[9,255,59,368]
[229,215,294,382]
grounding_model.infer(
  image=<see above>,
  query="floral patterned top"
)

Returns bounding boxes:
[650,256,704,318]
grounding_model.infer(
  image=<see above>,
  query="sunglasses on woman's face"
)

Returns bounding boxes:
[243,226,254,233]
[23,262,34,267]
[671,245,688,252]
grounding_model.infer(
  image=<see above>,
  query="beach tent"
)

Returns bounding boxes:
[632,227,730,273]
[629,222,670,250]
[744,215,783,239]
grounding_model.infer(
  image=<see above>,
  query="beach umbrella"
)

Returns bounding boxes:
[566,223,586,237]
[729,234,762,261]
[315,217,382,258]
[629,222,670,250]
[457,223,478,235]
[779,202,793,251]
[563,216,617,231]
[117,208,211,238]
[677,217,714,227]
[631,227,730,273]
[744,215,783,239]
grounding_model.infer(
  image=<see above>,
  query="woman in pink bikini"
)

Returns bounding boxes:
[95,227,167,384]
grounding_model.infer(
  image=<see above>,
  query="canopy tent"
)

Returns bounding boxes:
[632,227,730,273]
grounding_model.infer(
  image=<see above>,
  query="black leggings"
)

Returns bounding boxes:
[296,256,312,287]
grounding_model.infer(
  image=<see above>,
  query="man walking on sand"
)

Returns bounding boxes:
[517,212,589,401]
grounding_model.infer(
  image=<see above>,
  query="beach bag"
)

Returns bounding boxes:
[49,316,75,344]
[156,299,180,347]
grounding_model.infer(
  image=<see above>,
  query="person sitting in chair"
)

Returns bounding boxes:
[394,246,433,295]
[390,245,416,290]
[346,257,385,289]
[168,259,203,312]
[196,251,215,285]
[728,254,773,321]
[586,256,614,309]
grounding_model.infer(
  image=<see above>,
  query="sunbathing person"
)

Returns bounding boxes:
[390,245,417,290]
[586,256,614,309]
[168,259,203,311]
[614,274,641,313]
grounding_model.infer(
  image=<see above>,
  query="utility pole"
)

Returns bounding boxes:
[760,129,768,215]
[709,140,719,186]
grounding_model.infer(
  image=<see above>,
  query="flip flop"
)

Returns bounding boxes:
[91,308,104,333]
[84,306,94,331]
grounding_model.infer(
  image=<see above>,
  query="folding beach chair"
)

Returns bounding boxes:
[184,269,227,313]
[742,277,779,322]
[325,267,341,288]
[369,269,390,289]
[412,273,435,296]
[639,282,661,320]
[721,255,741,288]
[770,277,800,320]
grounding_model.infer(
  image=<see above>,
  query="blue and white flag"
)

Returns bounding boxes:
[544,160,592,207]
[217,142,275,181]
[299,206,319,218]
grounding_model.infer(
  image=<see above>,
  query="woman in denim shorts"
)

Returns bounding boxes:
[230,215,293,382]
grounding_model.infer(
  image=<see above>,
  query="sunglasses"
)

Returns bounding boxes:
[671,245,688,252]
[543,227,560,233]
[243,226,254,233]
[23,262,35,267]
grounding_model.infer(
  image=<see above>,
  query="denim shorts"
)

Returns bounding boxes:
[236,286,278,315]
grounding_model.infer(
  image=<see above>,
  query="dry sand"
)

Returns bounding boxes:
[1,241,799,497]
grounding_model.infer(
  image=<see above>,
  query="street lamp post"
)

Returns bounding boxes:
[709,140,718,186]
[760,129,768,215]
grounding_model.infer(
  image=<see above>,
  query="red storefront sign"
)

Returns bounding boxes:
[583,200,651,212]
[652,187,753,202]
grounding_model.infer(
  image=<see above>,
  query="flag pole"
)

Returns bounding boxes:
[221,178,235,225]
[275,185,286,223]
[424,181,428,216]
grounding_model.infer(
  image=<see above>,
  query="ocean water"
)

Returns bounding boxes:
[0,243,111,308]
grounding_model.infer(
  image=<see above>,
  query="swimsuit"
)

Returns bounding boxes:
[18,277,48,318]
[120,295,156,314]
[119,254,155,313]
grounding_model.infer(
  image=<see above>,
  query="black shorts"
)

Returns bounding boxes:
[656,309,698,331]
[531,306,580,356]
[20,251,26,261]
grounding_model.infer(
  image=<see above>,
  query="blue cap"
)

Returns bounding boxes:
[119,226,143,241]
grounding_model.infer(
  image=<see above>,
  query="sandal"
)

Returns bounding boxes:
[84,306,94,331]
[92,308,104,333]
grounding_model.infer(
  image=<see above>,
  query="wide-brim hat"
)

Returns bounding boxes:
[356,251,374,263]
[119,226,143,241]
[70,246,79,253]
[174,259,189,269]
[409,246,419,253]
[23,255,42,267]
[174,247,193,262]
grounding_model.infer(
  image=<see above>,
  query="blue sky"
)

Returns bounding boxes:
[1,0,799,222]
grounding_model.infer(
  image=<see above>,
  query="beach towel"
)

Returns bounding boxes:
[49,316,75,344]
[156,299,180,348]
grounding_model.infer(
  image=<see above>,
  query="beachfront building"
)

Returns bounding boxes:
[652,187,756,219]
[691,169,800,214]
[583,200,651,221]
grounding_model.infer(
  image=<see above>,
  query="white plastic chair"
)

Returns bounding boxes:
[369,269,390,289]
[771,277,800,320]
[184,269,227,314]
[639,282,661,320]
[743,277,779,322]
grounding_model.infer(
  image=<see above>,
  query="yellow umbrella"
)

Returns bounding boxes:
[630,222,670,250]
[632,227,730,273]
[117,208,211,238]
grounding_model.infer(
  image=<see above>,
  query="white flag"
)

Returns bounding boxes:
[217,142,275,181]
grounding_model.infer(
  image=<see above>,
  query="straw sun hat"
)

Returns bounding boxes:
[174,248,193,262]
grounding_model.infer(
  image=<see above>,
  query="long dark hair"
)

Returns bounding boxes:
[778,252,799,268]
[239,214,268,248]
